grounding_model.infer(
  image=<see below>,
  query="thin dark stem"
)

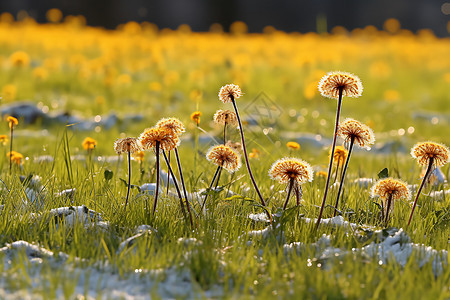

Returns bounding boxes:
[166,151,171,195]
[231,98,271,221]
[214,166,223,189]
[333,137,355,217]
[283,178,295,211]
[315,88,343,231]
[407,157,434,228]
[124,151,131,210]
[9,126,13,174]
[202,165,221,210]
[384,194,393,226]
[152,142,160,215]
[174,148,194,227]
[295,185,302,206]
[161,150,187,218]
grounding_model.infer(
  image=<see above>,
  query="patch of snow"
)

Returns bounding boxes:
[303,215,358,230]
[248,213,271,223]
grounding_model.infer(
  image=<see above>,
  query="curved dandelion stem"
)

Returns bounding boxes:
[174,148,195,226]
[152,142,160,215]
[316,88,343,231]
[407,157,434,228]
[161,150,187,218]
[231,98,271,221]
[333,137,355,217]
[384,193,393,226]
[124,151,132,210]
[202,165,221,211]
[283,178,295,211]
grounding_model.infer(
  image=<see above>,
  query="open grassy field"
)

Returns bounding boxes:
[0,13,449,299]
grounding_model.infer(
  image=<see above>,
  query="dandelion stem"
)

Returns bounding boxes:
[384,193,393,226]
[296,185,303,206]
[283,178,295,211]
[202,165,221,211]
[152,142,160,215]
[223,123,227,144]
[333,136,354,217]
[316,88,343,231]
[166,151,171,195]
[214,166,223,189]
[231,98,271,221]
[174,148,195,226]
[9,126,13,175]
[124,151,131,210]
[161,150,187,218]
[407,157,434,228]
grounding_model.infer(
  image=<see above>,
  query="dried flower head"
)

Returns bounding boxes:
[370,178,411,201]
[0,135,8,145]
[318,71,363,99]
[218,84,242,103]
[225,140,242,152]
[114,137,141,154]
[410,142,450,167]
[6,116,18,129]
[213,110,238,126]
[139,127,180,152]
[156,117,185,136]
[190,111,201,125]
[286,141,300,150]
[269,157,314,185]
[82,137,97,151]
[337,118,375,149]
[329,146,348,166]
[7,151,23,165]
[206,144,241,172]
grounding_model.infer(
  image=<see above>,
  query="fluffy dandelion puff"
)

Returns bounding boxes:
[337,118,375,149]
[213,109,238,126]
[269,157,314,185]
[410,142,450,167]
[156,117,185,136]
[114,137,142,154]
[206,145,241,172]
[318,71,363,99]
[370,178,411,201]
[139,127,180,152]
[218,84,242,103]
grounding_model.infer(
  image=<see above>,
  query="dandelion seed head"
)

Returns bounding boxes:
[218,84,242,103]
[410,141,450,167]
[370,178,411,201]
[114,137,141,154]
[337,118,375,149]
[156,117,185,136]
[139,127,180,152]
[206,144,241,172]
[268,157,314,185]
[318,71,363,99]
[213,109,238,126]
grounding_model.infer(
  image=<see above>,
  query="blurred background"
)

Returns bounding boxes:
[1,0,449,35]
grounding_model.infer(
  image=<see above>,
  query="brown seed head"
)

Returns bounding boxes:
[370,178,411,201]
[213,109,238,126]
[337,118,375,149]
[206,144,241,172]
[218,84,242,103]
[269,157,314,185]
[156,117,185,136]
[139,127,180,152]
[114,137,141,154]
[318,71,363,99]
[410,141,450,167]
[329,146,349,166]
